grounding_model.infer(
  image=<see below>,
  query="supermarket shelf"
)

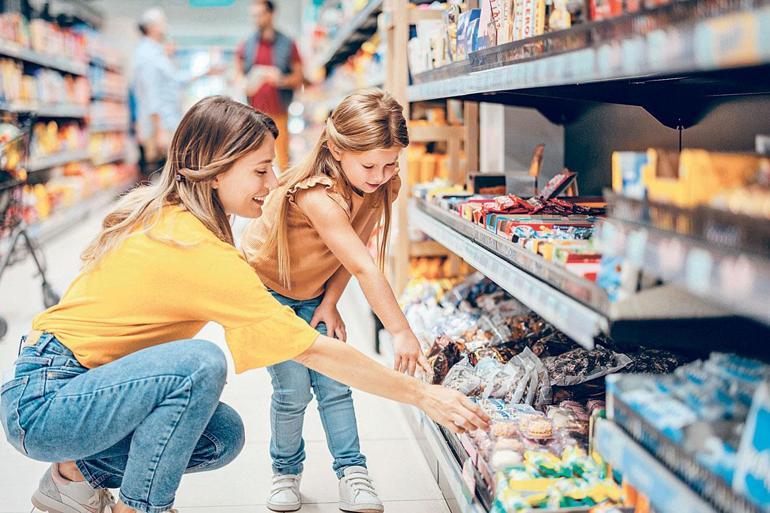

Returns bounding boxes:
[28,150,90,172]
[595,418,718,513]
[607,386,762,513]
[407,1,770,127]
[411,198,769,354]
[598,214,770,326]
[314,0,383,74]
[0,102,88,119]
[91,152,127,167]
[29,183,132,243]
[408,124,465,143]
[410,199,605,349]
[0,40,88,76]
[402,405,488,513]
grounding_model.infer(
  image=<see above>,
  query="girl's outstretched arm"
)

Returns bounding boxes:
[296,187,430,376]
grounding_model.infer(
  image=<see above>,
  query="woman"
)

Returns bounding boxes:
[0,96,488,513]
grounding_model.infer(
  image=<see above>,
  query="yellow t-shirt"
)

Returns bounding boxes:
[32,205,319,373]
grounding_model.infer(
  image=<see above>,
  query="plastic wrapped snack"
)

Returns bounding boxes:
[544,345,631,387]
[442,357,482,395]
[518,414,554,441]
[426,335,466,384]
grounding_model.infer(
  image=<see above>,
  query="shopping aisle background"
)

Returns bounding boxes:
[0,207,449,513]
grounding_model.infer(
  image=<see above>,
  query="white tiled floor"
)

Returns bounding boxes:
[0,207,448,513]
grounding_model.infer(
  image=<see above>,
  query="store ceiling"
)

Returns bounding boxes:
[86,0,302,48]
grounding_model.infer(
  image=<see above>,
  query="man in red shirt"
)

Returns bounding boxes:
[235,0,303,171]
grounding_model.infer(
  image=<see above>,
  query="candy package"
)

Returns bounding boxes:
[442,357,482,395]
[544,345,631,387]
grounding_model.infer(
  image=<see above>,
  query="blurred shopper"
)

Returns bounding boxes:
[131,7,181,178]
[235,0,303,171]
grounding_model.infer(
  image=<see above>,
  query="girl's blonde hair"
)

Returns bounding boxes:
[81,96,278,269]
[260,88,409,289]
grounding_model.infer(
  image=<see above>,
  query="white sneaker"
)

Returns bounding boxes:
[266,473,302,512]
[338,466,384,513]
[31,463,115,513]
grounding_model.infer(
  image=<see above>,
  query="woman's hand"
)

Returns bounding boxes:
[418,384,490,434]
[310,302,347,342]
[392,329,430,377]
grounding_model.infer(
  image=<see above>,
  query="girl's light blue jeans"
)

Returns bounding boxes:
[267,291,366,478]
[0,333,244,513]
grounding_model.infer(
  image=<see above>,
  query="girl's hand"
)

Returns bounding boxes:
[310,302,347,342]
[392,330,431,377]
[418,384,490,434]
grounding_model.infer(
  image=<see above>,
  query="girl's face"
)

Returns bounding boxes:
[213,136,278,218]
[332,146,401,194]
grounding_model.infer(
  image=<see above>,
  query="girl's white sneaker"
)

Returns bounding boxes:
[266,473,302,512]
[338,466,384,513]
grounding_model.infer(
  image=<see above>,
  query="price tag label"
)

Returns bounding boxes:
[686,248,713,295]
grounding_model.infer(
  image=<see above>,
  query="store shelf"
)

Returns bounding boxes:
[0,40,88,76]
[91,152,127,167]
[29,183,132,243]
[401,404,488,513]
[28,150,90,172]
[410,199,605,349]
[606,386,763,513]
[314,0,383,74]
[0,102,88,119]
[595,418,718,513]
[412,198,770,354]
[599,203,770,326]
[407,1,770,127]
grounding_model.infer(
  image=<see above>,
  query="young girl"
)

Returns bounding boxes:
[0,96,487,513]
[242,89,430,513]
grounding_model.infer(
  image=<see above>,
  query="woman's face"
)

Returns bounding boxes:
[213,136,278,218]
[332,146,401,194]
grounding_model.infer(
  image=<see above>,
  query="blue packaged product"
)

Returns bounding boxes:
[734,381,770,509]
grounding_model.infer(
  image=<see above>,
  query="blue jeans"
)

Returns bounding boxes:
[267,291,366,478]
[0,333,245,513]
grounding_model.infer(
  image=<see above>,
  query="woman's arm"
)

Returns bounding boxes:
[296,188,429,376]
[295,335,490,433]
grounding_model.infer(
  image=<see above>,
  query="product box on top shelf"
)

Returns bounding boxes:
[612,148,767,209]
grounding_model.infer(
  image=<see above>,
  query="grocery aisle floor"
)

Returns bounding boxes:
[0,205,449,513]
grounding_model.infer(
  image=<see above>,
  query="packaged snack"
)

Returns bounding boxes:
[519,414,554,441]
[624,347,689,374]
[544,345,631,387]
[426,335,466,384]
[442,357,482,396]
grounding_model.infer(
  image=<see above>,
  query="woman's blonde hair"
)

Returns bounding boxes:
[260,88,409,289]
[81,96,278,269]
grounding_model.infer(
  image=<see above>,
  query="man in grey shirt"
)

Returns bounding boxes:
[131,7,181,177]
